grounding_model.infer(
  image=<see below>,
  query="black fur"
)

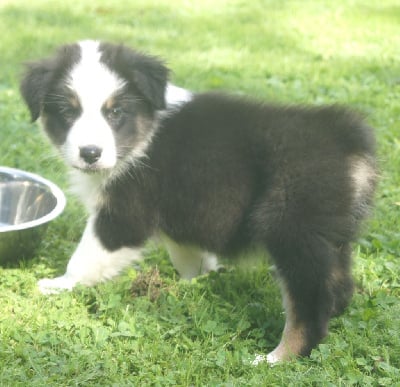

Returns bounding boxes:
[20,44,81,122]
[96,94,375,355]
[99,42,169,110]
[20,42,377,359]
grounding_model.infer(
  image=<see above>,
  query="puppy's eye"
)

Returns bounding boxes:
[106,106,123,121]
[61,105,80,120]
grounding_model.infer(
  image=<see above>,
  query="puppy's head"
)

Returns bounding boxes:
[20,40,169,173]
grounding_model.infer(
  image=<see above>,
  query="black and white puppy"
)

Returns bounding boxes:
[20,40,376,363]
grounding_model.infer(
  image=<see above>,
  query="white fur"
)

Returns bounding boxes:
[349,156,375,202]
[165,83,193,107]
[62,40,125,170]
[38,215,143,294]
[68,169,107,211]
[69,40,126,104]
[161,234,221,279]
[36,41,206,294]
[38,211,220,293]
[63,41,192,173]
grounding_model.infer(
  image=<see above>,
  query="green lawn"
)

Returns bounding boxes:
[1,0,400,385]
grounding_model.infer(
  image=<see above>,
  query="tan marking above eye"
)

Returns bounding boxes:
[68,94,80,109]
[104,96,116,110]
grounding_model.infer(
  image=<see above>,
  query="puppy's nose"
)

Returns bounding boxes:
[79,145,102,164]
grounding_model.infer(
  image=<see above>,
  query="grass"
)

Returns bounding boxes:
[1,0,400,385]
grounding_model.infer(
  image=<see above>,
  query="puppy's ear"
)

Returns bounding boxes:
[100,43,169,110]
[20,60,54,122]
[20,43,80,122]
[131,54,169,110]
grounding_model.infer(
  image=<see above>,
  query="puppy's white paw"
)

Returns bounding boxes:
[251,352,280,366]
[38,276,76,294]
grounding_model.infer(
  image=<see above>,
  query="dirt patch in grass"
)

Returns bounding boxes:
[130,267,170,302]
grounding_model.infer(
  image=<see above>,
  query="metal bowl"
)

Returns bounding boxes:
[0,166,66,264]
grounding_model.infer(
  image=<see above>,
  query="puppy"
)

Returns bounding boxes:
[20,40,376,363]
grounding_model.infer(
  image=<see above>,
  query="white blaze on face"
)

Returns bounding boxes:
[62,40,126,170]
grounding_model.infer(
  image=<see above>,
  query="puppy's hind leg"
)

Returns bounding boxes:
[329,242,354,317]
[161,235,221,280]
[38,216,143,294]
[256,232,342,364]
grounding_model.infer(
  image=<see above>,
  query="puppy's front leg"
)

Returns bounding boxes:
[38,215,142,294]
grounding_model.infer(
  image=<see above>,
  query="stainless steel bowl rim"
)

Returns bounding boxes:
[0,166,66,232]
